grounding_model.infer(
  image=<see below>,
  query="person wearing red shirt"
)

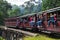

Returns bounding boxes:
[29,16,35,27]
[54,14,57,27]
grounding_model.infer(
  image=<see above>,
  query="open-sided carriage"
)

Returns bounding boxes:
[5,7,60,34]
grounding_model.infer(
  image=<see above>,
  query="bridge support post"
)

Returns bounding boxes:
[2,30,7,40]
[0,26,37,40]
[13,32,23,40]
[16,32,23,40]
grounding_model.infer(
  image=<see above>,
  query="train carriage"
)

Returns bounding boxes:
[38,7,60,33]
[4,17,20,28]
[19,14,38,30]
[4,7,60,34]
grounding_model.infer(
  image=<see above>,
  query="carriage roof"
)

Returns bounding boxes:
[20,7,60,18]
[5,7,60,20]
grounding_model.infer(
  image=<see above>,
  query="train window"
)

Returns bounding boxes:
[10,19,17,22]
[57,12,60,20]
[5,19,10,22]
[47,12,54,21]
[20,18,23,22]
[25,17,29,21]
[47,13,50,20]
[57,13,60,17]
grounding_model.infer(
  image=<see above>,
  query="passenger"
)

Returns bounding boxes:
[23,19,27,23]
[43,13,47,21]
[23,19,27,27]
[48,14,55,26]
[37,15,42,28]
[54,14,57,27]
[29,16,35,27]
[42,13,48,27]
[29,16,33,21]
[20,18,23,23]
[16,17,20,28]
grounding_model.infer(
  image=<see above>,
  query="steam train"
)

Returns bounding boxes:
[4,7,60,34]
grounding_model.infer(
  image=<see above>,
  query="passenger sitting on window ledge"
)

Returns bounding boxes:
[54,13,57,27]
[48,14,55,27]
[37,15,42,28]
[16,17,20,28]
[29,17,35,27]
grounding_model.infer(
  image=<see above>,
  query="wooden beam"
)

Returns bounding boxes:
[0,26,38,37]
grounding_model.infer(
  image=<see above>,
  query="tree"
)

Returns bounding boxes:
[0,0,12,25]
[8,5,20,17]
[24,0,42,14]
[24,1,36,13]
[24,1,31,14]
[42,0,60,11]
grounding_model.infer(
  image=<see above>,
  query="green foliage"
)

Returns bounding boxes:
[0,37,5,40]
[24,0,41,14]
[24,35,60,40]
[42,0,60,11]
[8,5,20,17]
[0,0,12,25]
[0,0,60,25]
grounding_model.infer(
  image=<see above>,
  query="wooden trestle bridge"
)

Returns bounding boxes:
[0,26,37,40]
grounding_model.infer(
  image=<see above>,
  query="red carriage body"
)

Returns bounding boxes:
[5,7,60,33]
